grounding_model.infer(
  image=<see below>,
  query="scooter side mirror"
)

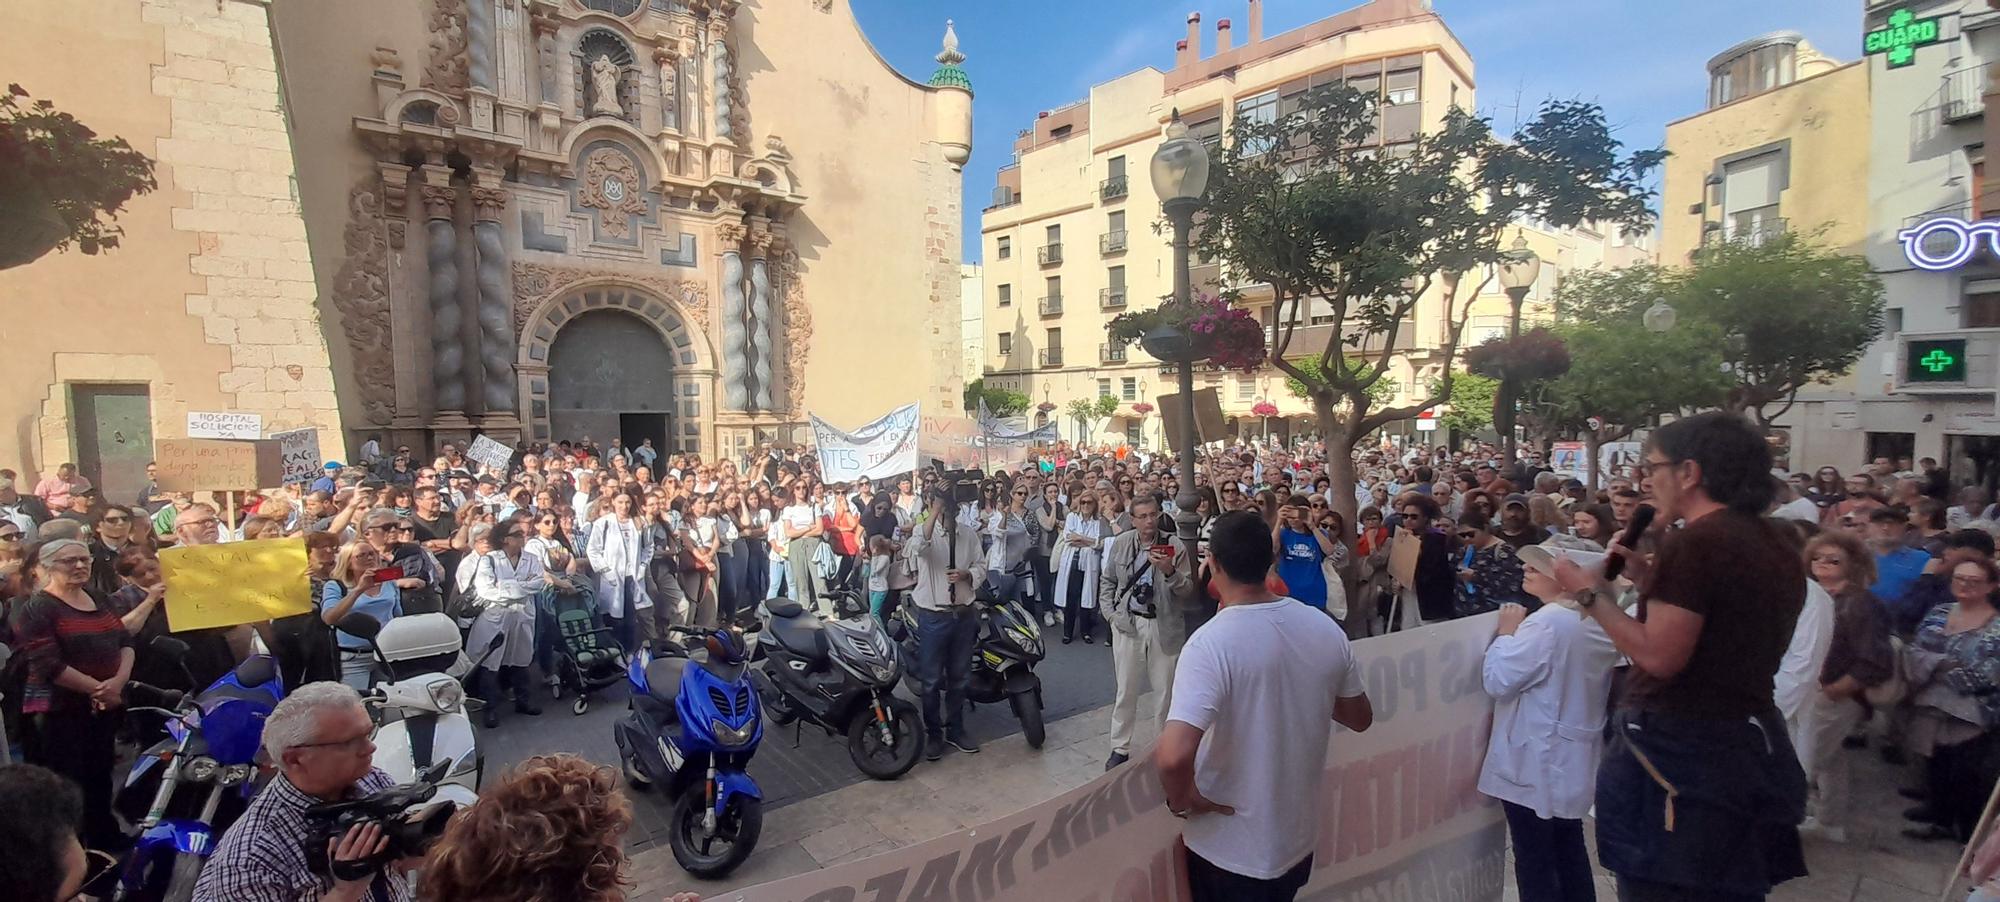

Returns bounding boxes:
[417,759,451,785]
[149,636,190,661]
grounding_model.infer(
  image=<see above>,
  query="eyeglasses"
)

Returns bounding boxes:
[1308,500,1326,508]
[0,532,21,541]
[294,723,379,753]
[183,517,218,529]
[1642,460,1677,475]
[64,849,118,902]
[50,555,93,568]
[1952,575,1992,586]
[1456,531,1476,540]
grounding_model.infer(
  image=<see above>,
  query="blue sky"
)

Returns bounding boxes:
[850,0,1863,263]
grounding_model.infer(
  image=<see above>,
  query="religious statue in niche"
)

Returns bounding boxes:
[590,55,623,116]
[578,148,648,239]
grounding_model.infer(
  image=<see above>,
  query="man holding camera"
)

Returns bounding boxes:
[908,482,985,762]
[196,682,418,902]
[1099,494,1193,771]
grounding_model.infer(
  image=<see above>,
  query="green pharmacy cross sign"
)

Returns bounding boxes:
[1866,8,1944,68]
[1905,339,1968,384]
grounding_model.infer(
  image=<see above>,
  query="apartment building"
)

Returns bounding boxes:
[978,0,1476,448]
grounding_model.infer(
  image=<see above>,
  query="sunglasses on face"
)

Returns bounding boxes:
[1810,554,1844,565]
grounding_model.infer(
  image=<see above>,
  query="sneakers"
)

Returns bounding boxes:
[1105,751,1129,771]
[1043,612,1058,628]
[926,734,945,762]
[946,729,981,754]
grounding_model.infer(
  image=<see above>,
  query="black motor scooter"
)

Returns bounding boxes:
[747,583,924,780]
[892,585,1047,748]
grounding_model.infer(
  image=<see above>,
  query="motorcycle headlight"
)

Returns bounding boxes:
[183,756,220,782]
[428,680,465,713]
[1010,627,1038,648]
[872,661,897,682]
[710,717,758,748]
[217,764,253,787]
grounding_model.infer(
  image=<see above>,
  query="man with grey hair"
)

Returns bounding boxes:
[194,682,416,902]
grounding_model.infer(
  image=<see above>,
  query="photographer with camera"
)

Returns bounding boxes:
[908,478,985,762]
[195,682,419,902]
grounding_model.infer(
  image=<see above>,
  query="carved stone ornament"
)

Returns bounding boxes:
[331,180,398,425]
[578,148,648,238]
[714,220,748,244]
[419,184,457,220]
[776,250,811,415]
[469,185,509,221]
[421,0,470,95]
[512,261,711,335]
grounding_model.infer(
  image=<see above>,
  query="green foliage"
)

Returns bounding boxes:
[963,378,1030,418]
[0,84,157,267]
[1284,357,1394,407]
[1192,85,1661,444]
[1063,395,1121,440]
[1431,373,1498,435]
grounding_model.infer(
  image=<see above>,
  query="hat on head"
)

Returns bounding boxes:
[1503,493,1530,509]
[323,461,344,470]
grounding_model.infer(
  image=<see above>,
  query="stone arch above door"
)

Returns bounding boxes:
[513,274,716,446]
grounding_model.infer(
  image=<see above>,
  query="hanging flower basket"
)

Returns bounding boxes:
[1466,327,1572,383]
[1131,402,1154,415]
[1109,292,1265,372]
[1251,401,1279,417]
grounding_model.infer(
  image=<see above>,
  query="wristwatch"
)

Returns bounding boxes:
[1577,586,1608,609]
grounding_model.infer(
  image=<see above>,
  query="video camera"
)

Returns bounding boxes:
[303,770,457,882]
[932,466,984,507]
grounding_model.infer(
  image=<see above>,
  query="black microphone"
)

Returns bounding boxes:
[1602,504,1656,581]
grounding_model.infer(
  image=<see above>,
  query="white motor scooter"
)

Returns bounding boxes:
[336,612,501,809]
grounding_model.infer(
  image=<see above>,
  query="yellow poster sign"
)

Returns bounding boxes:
[160,538,312,632]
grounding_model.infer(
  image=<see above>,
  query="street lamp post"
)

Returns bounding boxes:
[1495,233,1542,465]
[1150,108,1210,572]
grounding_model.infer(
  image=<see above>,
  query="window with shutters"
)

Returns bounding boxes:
[1121,377,1138,401]
[997,332,1013,354]
[1721,151,1784,244]
[997,284,1012,307]
[997,236,1011,259]
[1098,379,1114,399]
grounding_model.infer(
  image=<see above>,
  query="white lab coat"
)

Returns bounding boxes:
[1051,514,1106,611]
[586,515,653,617]
[469,551,546,670]
[1775,580,1837,770]
[1477,602,1620,820]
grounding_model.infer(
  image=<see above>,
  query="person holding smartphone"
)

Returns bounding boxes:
[322,542,403,690]
[1099,493,1194,771]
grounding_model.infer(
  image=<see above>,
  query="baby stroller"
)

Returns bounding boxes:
[549,590,624,715]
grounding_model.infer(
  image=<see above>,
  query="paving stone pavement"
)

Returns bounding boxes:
[626,705,1969,902]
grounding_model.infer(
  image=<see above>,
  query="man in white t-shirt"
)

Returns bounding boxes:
[1156,509,1373,901]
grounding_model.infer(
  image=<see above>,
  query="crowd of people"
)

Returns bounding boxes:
[3,417,2000,901]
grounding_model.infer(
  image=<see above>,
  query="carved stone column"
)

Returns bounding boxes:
[747,215,775,412]
[717,218,749,411]
[421,166,469,422]
[710,12,734,143]
[465,0,497,130]
[470,176,519,433]
[652,40,680,134]
[528,1,562,149]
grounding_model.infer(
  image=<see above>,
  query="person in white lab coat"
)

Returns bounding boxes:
[469,522,548,728]
[1478,542,1620,902]
[586,492,653,652]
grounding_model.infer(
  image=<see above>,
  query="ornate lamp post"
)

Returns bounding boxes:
[1495,233,1543,465]
[1643,299,1678,333]
[1148,108,1210,571]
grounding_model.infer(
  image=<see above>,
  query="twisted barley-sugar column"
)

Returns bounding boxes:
[471,184,516,415]
[717,219,750,410]
[748,224,775,412]
[422,180,467,414]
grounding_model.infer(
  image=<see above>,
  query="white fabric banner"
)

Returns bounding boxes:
[812,403,921,483]
[734,613,1505,901]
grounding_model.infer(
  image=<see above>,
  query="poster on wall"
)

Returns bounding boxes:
[732,613,1506,902]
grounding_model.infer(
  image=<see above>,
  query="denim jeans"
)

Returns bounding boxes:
[1502,800,1594,902]
[913,606,978,738]
[766,556,787,599]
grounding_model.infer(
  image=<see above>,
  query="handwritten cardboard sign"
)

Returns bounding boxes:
[186,411,262,440]
[160,537,312,632]
[465,434,514,471]
[154,439,284,492]
[272,428,321,485]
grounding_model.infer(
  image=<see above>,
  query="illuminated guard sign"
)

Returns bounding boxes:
[1866,8,1944,68]
[1906,339,1968,384]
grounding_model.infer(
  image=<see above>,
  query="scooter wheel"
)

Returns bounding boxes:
[847,696,923,780]
[1011,691,1046,750]
[573,697,589,715]
[669,790,762,878]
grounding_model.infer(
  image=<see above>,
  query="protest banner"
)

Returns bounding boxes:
[812,403,921,483]
[160,537,312,632]
[465,434,514,471]
[154,438,284,492]
[1155,387,1226,452]
[734,613,1504,902]
[272,428,321,485]
[1550,440,1643,484]
[919,414,984,470]
[186,411,262,440]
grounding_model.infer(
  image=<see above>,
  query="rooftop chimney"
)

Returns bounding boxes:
[1247,0,1264,43]
[1216,18,1233,53]
[1175,38,1190,68]
[1186,12,1203,61]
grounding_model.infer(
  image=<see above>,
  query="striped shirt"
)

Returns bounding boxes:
[193,769,413,902]
[9,590,132,714]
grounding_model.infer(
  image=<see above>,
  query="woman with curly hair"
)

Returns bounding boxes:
[421,754,699,902]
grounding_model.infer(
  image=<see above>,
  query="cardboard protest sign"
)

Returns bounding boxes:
[272,428,321,485]
[734,614,1505,902]
[160,537,312,632]
[1388,528,1422,587]
[154,439,284,492]
[1155,387,1227,452]
[186,411,262,440]
[812,404,920,483]
[465,434,514,471]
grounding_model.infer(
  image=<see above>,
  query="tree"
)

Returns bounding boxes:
[1431,372,1497,436]
[963,377,1030,418]
[0,84,156,269]
[1191,87,1661,523]
[1678,233,1886,425]
[1283,356,1395,408]
[1064,395,1120,445]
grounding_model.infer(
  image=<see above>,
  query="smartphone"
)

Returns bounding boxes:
[1150,543,1174,561]
[370,566,405,583]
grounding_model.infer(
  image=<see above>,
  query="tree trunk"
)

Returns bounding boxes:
[1319,394,1361,537]
[1495,380,1517,467]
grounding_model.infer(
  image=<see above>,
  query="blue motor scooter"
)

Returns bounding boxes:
[612,626,763,878]
[115,638,285,901]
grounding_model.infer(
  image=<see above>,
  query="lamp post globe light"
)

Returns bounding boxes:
[1495,234,1542,464]
[1643,299,1678,334]
[1151,108,1210,588]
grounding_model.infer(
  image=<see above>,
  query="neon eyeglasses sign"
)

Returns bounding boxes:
[1900,216,2000,271]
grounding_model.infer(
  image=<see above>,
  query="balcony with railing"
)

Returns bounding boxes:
[1039,347,1064,368]
[1038,294,1063,316]
[1038,243,1063,265]
[1100,175,1129,201]
[1100,230,1127,255]
[1943,64,1990,123]
[1100,287,1127,310]
[1701,217,1788,248]
[1100,343,1128,364]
